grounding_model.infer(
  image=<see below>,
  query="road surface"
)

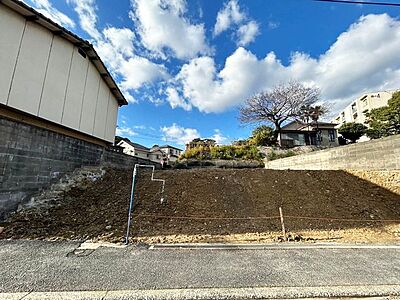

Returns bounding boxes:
[0,240,400,299]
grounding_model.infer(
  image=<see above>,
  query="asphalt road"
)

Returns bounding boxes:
[0,240,400,299]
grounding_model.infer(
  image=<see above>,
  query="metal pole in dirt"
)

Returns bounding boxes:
[125,164,166,245]
[279,207,287,241]
[125,164,138,245]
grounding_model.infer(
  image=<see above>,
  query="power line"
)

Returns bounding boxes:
[313,0,400,6]
[132,135,165,142]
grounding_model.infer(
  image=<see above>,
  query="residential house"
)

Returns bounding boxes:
[117,140,151,160]
[149,147,166,164]
[117,140,181,165]
[159,145,183,163]
[186,138,216,151]
[279,120,338,148]
[150,145,183,164]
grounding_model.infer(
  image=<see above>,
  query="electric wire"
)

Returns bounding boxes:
[313,0,400,7]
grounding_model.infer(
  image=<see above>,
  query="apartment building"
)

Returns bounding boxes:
[332,91,397,126]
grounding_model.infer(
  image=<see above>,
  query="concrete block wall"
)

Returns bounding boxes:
[0,117,159,220]
[264,134,400,170]
[101,150,160,170]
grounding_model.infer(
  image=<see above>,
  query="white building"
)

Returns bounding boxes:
[0,0,127,145]
[149,147,165,163]
[117,140,150,160]
[151,145,183,163]
[332,91,397,127]
[116,140,165,163]
[117,141,183,165]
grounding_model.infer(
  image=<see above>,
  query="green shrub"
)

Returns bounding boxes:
[210,145,262,161]
[250,125,277,146]
[181,146,212,160]
[182,145,263,161]
[267,150,296,161]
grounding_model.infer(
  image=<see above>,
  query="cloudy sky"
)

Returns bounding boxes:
[22,0,400,148]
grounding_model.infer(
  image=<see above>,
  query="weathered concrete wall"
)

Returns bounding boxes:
[265,134,400,170]
[175,159,264,169]
[0,117,159,220]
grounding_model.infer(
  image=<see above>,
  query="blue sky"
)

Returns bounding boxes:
[23,0,400,148]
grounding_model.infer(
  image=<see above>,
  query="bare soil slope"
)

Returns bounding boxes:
[1,168,399,243]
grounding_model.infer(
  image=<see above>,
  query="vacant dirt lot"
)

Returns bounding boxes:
[1,168,399,244]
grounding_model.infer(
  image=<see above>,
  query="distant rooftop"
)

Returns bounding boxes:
[158,145,183,151]
[119,140,149,151]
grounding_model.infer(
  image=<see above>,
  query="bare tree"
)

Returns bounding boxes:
[239,81,321,137]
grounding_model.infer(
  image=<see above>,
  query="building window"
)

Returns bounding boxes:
[328,130,335,142]
[361,97,368,107]
[351,103,357,114]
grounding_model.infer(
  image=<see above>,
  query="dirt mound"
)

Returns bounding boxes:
[1,168,399,243]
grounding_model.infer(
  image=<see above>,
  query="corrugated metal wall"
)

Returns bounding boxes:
[0,4,118,143]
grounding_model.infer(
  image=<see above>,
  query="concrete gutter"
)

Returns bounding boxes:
[3,285,400,300]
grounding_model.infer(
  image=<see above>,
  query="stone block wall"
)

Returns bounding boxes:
[0,117,159,220]
[264,134,400,170]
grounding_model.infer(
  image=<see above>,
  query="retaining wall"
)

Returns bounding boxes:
[0,117,159,220]
[265,134,400,170]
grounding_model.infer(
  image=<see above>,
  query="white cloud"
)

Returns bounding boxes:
[147,94,164,106]
[160,123,200,145]
[214,0,245,36]
[173,14,400,115]
[268,21,279,30]
[166,87,192,111]
[213,0,259,46]
[237,21,259,46]
[103,27,135,58]
[130,0,210,60]
[160,125,228,146]
[211,129,229,145]
[116,126,137,137]
[67,0,101,40]
[120,56,169,90]
[176,48,271,113]
[23,0,75,28]
[120,89,137,104]
[94,30,168,99]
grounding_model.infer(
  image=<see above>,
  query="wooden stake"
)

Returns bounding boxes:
[279,207,287,241]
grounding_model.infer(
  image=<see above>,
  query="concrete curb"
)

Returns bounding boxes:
[2,285,400,300]
[149,243,400,250]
